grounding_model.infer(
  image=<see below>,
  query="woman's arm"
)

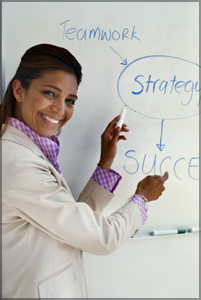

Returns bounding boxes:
[78,115,168,223]
[4,153,142,255]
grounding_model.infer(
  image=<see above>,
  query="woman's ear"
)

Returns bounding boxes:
[12,79,25,103]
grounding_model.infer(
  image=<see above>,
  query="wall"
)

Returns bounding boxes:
[2,2,199,297]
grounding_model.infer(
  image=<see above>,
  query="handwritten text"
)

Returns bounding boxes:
[60,20,140,42]
[124,150,199,180]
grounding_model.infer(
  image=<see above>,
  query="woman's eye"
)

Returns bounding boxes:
[66,99,75,105]
[43,91,55,97]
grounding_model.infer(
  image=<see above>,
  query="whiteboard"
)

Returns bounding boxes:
[3,2,199,236]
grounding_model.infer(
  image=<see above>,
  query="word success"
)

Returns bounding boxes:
[124,150,199,180]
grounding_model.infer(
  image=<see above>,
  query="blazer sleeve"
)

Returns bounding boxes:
[4,153,142,255]
[77,178,115,213]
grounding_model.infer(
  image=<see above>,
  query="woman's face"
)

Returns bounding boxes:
[13,70,78,137]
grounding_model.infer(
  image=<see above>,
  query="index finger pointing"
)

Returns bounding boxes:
[161,171,169,183]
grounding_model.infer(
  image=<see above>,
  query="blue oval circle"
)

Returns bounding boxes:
[117,55,201,120]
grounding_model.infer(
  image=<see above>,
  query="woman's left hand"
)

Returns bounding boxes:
[135,172,169,202]
[98,115,129,171]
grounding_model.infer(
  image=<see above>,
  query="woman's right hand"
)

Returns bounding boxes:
[98,115,129,171]
[135,172,169,202]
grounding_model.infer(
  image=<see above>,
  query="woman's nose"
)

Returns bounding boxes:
[50,99,65,115]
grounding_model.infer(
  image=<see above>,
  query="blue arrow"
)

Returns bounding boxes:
[110,46,127,65]
[156,119,165,151]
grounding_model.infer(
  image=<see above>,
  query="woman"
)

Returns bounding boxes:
[1,44,168,298]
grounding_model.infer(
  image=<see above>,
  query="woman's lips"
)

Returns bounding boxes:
[39,113,61,127]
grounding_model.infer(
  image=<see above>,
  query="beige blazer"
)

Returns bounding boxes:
[2,125,143,298]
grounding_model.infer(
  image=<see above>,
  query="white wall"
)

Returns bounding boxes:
[3,2,199,297]
[84,233,199,298]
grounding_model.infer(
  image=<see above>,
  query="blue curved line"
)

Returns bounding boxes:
[117,55,200,120]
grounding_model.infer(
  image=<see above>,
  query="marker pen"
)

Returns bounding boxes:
[151,229,186,236]
[116,106,127,129]
[189,227,200,233]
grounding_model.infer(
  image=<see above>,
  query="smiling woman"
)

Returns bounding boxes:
[0,44,82,137]
[12,70,78,137]
[1,44,168,298]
